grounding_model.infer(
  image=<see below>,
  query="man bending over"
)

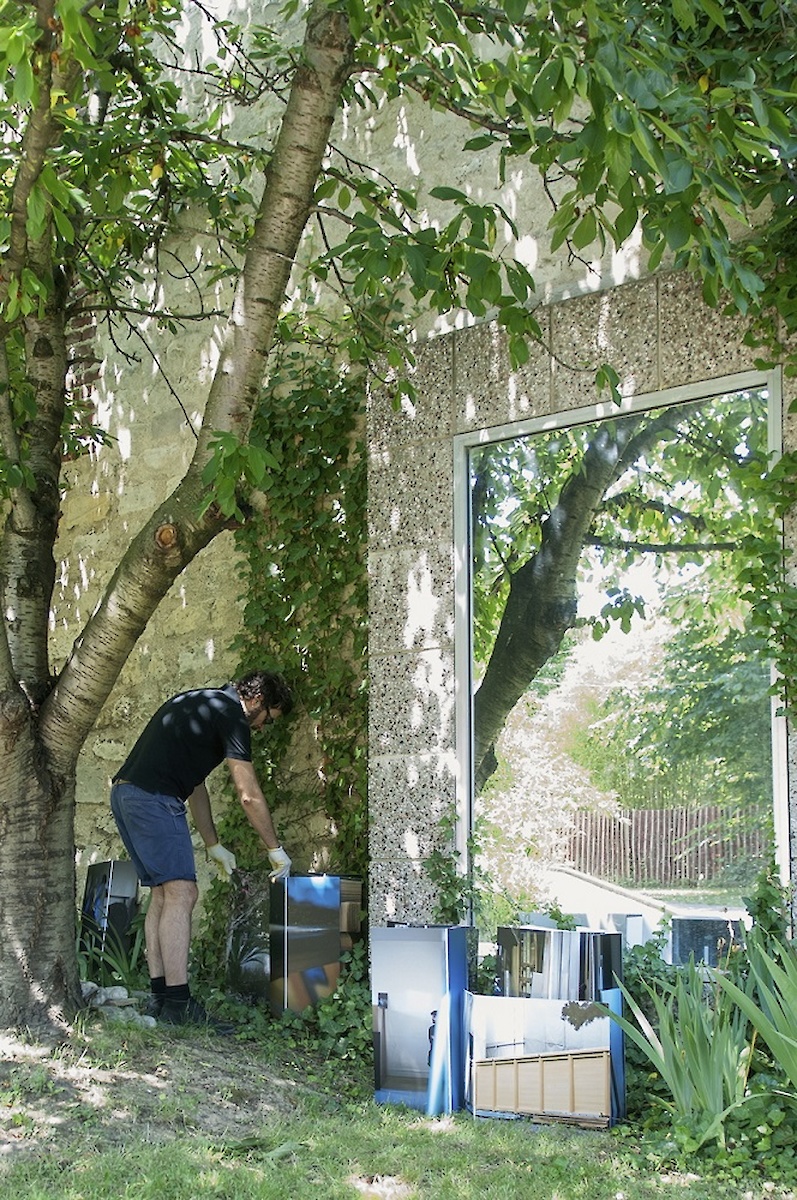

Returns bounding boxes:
[110,669,293,1031]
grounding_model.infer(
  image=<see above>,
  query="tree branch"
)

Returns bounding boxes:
[586,535,736,554]
[39,0,356,762]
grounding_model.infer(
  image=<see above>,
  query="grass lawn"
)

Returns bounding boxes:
[0,1017,792,1199]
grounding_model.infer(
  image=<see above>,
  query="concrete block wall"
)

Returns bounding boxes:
[367,270,797,925]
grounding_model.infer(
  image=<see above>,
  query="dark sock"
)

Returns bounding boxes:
[150,976,166,996]
[164,983,191,1005]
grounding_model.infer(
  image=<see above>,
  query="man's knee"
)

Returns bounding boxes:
[162,879,199,910]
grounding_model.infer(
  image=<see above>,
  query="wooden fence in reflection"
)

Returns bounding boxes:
[565,804,770,886]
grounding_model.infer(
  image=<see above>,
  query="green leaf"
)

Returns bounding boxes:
[664,207,694,251]
[595,363,621,404]
[52,206,76,244]
[26,185,48,241]
[12,57,35,105]
[614,203,639,245]
[532,60,562,113]
[630,116,664,173]
[429,186,469,202]
[697,0,728,30]
[605,132,632,193]
[463,134,497,151]
[571,209,597,250]
[672,0,697,28]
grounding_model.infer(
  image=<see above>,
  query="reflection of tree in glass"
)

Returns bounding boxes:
[470,389,773,795]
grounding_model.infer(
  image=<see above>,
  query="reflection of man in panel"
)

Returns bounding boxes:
[110,670,293,1032]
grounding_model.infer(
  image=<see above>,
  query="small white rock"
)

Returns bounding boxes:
[103,986,130,1003]
[98,1004,136,1023]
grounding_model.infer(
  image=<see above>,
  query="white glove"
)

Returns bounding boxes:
[207,843,237,880]
[268,845,291,881]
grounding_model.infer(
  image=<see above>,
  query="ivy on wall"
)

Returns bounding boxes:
[194,332,369,986]
[738,448,797,724]
[240,337,368,874]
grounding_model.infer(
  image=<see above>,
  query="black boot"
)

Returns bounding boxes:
[142,993,164,1018]
[159,995,236,1035]
[143,976,166,1018]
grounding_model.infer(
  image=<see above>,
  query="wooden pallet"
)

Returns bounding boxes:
[471,1048,612,1127]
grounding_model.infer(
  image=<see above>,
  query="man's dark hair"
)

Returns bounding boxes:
[235,670,294,716]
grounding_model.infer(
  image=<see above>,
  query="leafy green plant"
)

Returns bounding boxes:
[618,922,679,1116]
[621,920,676,1011]
[424,845,470,926]
[264,940,373,1100]
[199,935,372,1094]
[712,926,797,1098]
[77,909,148,992]
[194,346,368,993]
[536,900,577,930]
[603,954,755,1151]
[423,809,486,925]
[290,940,372,1062]
[742,857,791,944]
[232,344,369,880]
[471,886,527,945]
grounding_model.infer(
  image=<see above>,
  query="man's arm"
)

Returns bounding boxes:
[225,758,280,849]
[187,782,219,846]
[188,783,237,879]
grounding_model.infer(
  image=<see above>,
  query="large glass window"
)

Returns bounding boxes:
[455,373,787,934]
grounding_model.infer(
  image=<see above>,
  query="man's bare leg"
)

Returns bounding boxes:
[145,880,197,986]
[145,878,232,1032]
[144,885,165,980]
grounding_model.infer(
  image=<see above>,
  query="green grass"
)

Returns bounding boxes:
[0,1108,777,1200]
[640,887,745,910]
[0,1020,793,1200]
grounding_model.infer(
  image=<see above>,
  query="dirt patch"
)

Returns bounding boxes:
[0,1019,313,1162]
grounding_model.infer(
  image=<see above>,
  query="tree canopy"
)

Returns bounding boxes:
[570,620,773,812]
[0,0,794,1027]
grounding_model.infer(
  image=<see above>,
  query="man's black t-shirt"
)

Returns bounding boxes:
[113,684,251,800]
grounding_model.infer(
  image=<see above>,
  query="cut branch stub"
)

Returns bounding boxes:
[154,522,179,550]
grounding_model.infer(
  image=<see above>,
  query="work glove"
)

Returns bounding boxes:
[268,845,292,881]
[207,842,237,881]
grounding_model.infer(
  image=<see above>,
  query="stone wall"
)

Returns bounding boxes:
[366,270,797,925]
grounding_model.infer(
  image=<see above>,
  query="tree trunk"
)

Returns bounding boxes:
[0,701,82,1029]
[0,0,355,1031]
[472,406,693,792]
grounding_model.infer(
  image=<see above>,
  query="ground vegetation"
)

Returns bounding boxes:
[0,0,794,1028]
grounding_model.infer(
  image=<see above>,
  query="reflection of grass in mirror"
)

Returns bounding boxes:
[644,887,754,909]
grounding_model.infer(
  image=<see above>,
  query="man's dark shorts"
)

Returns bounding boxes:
[110,781,197,887]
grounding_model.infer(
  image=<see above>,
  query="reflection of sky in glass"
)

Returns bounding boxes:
[284,875,339,915]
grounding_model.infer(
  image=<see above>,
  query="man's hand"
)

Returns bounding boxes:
[207,843,237,880]
[268,846,291,881]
